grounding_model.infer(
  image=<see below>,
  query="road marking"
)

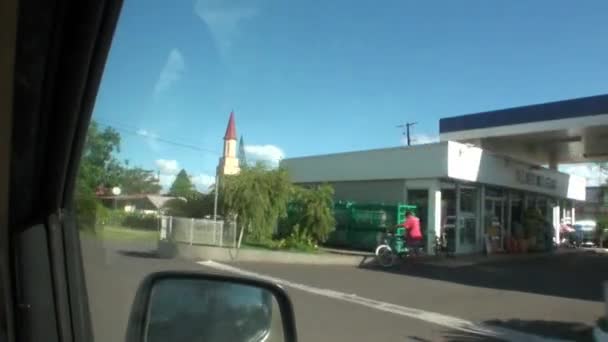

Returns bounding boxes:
[199,260,570,342]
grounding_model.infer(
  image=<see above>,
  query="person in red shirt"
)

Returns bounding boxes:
[401,211,423,255]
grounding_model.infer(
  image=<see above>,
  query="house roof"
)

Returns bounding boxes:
[224,111,237,140]
[146,195,175,208]
[97,194,176,209]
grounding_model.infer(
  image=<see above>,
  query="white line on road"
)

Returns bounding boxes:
[199,260,570,342]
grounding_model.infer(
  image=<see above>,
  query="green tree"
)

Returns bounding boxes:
[163,192,217,218]
[284,184,336,243]
[118,167,161,194]
[74,120,164,229]
[169,169,196,197]
[238,135,247,167]
[74,121,122,230]
[222,163,291,246]
[77,121,121,192]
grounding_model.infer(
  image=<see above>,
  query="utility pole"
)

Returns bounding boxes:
[213,171,220,221]
[396,122,417,146]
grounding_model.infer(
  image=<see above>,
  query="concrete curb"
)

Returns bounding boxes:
[158,241,376,266]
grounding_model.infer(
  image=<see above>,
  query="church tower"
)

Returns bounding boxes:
[217,111,240,176]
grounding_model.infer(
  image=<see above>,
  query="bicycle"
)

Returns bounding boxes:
[374,228,422,267]
[433,231,454,257]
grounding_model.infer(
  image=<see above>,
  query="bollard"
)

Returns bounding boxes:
[605,281,608,321]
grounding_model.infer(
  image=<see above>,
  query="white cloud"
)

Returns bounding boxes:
[154,159,215,193]
[137,129,158,139]
[194,0,258,51]
[245,144,285,167]
[559,163,606,186]
[400,134,439,146]
[154,48,185,94]
[192,173,216,193]
[158,174,177,191]
[155,159,180,175]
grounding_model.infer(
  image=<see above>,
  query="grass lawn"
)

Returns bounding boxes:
[81,225,159,242]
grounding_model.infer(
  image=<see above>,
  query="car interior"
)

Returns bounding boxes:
[1,1,297,341]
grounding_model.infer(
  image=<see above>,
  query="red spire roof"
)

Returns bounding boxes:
[224,111,237,140]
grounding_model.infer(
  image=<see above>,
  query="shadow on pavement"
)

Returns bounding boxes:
[438,318,594,342]
[118,249,162,259]
[361,252,608,302]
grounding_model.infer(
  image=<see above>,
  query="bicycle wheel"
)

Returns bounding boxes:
[375,245,394,267]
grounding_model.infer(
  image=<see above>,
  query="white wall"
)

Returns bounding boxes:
[282,144,449,183]
[447,141,586,201]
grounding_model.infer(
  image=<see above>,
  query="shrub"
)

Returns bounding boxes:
[598,317,608,333]
[74,185,98,231]
[96,209,157,231]
[121,212,158,230]
[275,225,317,252]
[223,164,291,244]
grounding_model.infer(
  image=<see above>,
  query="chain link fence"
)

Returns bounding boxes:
[159,216,237,248]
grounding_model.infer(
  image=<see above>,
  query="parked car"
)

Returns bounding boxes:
[573,220,597,247]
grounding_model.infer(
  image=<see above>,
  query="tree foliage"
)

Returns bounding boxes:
[169,169,196,197]
[77,121,122,192]
[222,163,291,242]
[163,192,218,218]
[119,167,162,194]
[283,184,336,243]
[74,121,162,229]
[76,121,161,195]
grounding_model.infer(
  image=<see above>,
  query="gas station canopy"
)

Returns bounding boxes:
[439,94,608,166]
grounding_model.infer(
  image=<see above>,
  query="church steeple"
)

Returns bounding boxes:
[224,111,237,140]
[217,111,240,176]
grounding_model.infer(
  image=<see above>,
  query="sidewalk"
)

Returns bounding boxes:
[322,245,603,268]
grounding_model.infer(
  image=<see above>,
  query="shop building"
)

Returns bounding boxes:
[281,141,586,255]
[576,186,608,221]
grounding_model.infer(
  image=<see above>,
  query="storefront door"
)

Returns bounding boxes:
[485,195,505,252]
[457,185,478,254]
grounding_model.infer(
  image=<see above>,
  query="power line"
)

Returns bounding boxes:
[96,119,220,156]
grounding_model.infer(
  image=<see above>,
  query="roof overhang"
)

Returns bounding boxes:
[439,94,608,165]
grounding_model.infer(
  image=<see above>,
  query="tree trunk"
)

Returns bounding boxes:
[237,223,245,249]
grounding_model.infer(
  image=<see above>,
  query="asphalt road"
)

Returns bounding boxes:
[81,237,607,342]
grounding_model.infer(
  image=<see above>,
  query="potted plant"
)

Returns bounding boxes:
[512,221,524,253]
[593,317,608,341]
[523,208,544,253]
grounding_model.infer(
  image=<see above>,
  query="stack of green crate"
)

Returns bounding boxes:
[327,201,417,251]
[326,201,353,247]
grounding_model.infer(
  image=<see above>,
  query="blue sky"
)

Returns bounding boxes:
[92,0,608,190]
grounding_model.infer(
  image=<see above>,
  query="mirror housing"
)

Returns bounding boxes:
[125,271,298,342]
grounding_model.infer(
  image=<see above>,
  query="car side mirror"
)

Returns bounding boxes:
[125,272,298,342]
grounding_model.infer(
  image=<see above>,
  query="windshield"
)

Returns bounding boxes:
[77,1,608,341]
